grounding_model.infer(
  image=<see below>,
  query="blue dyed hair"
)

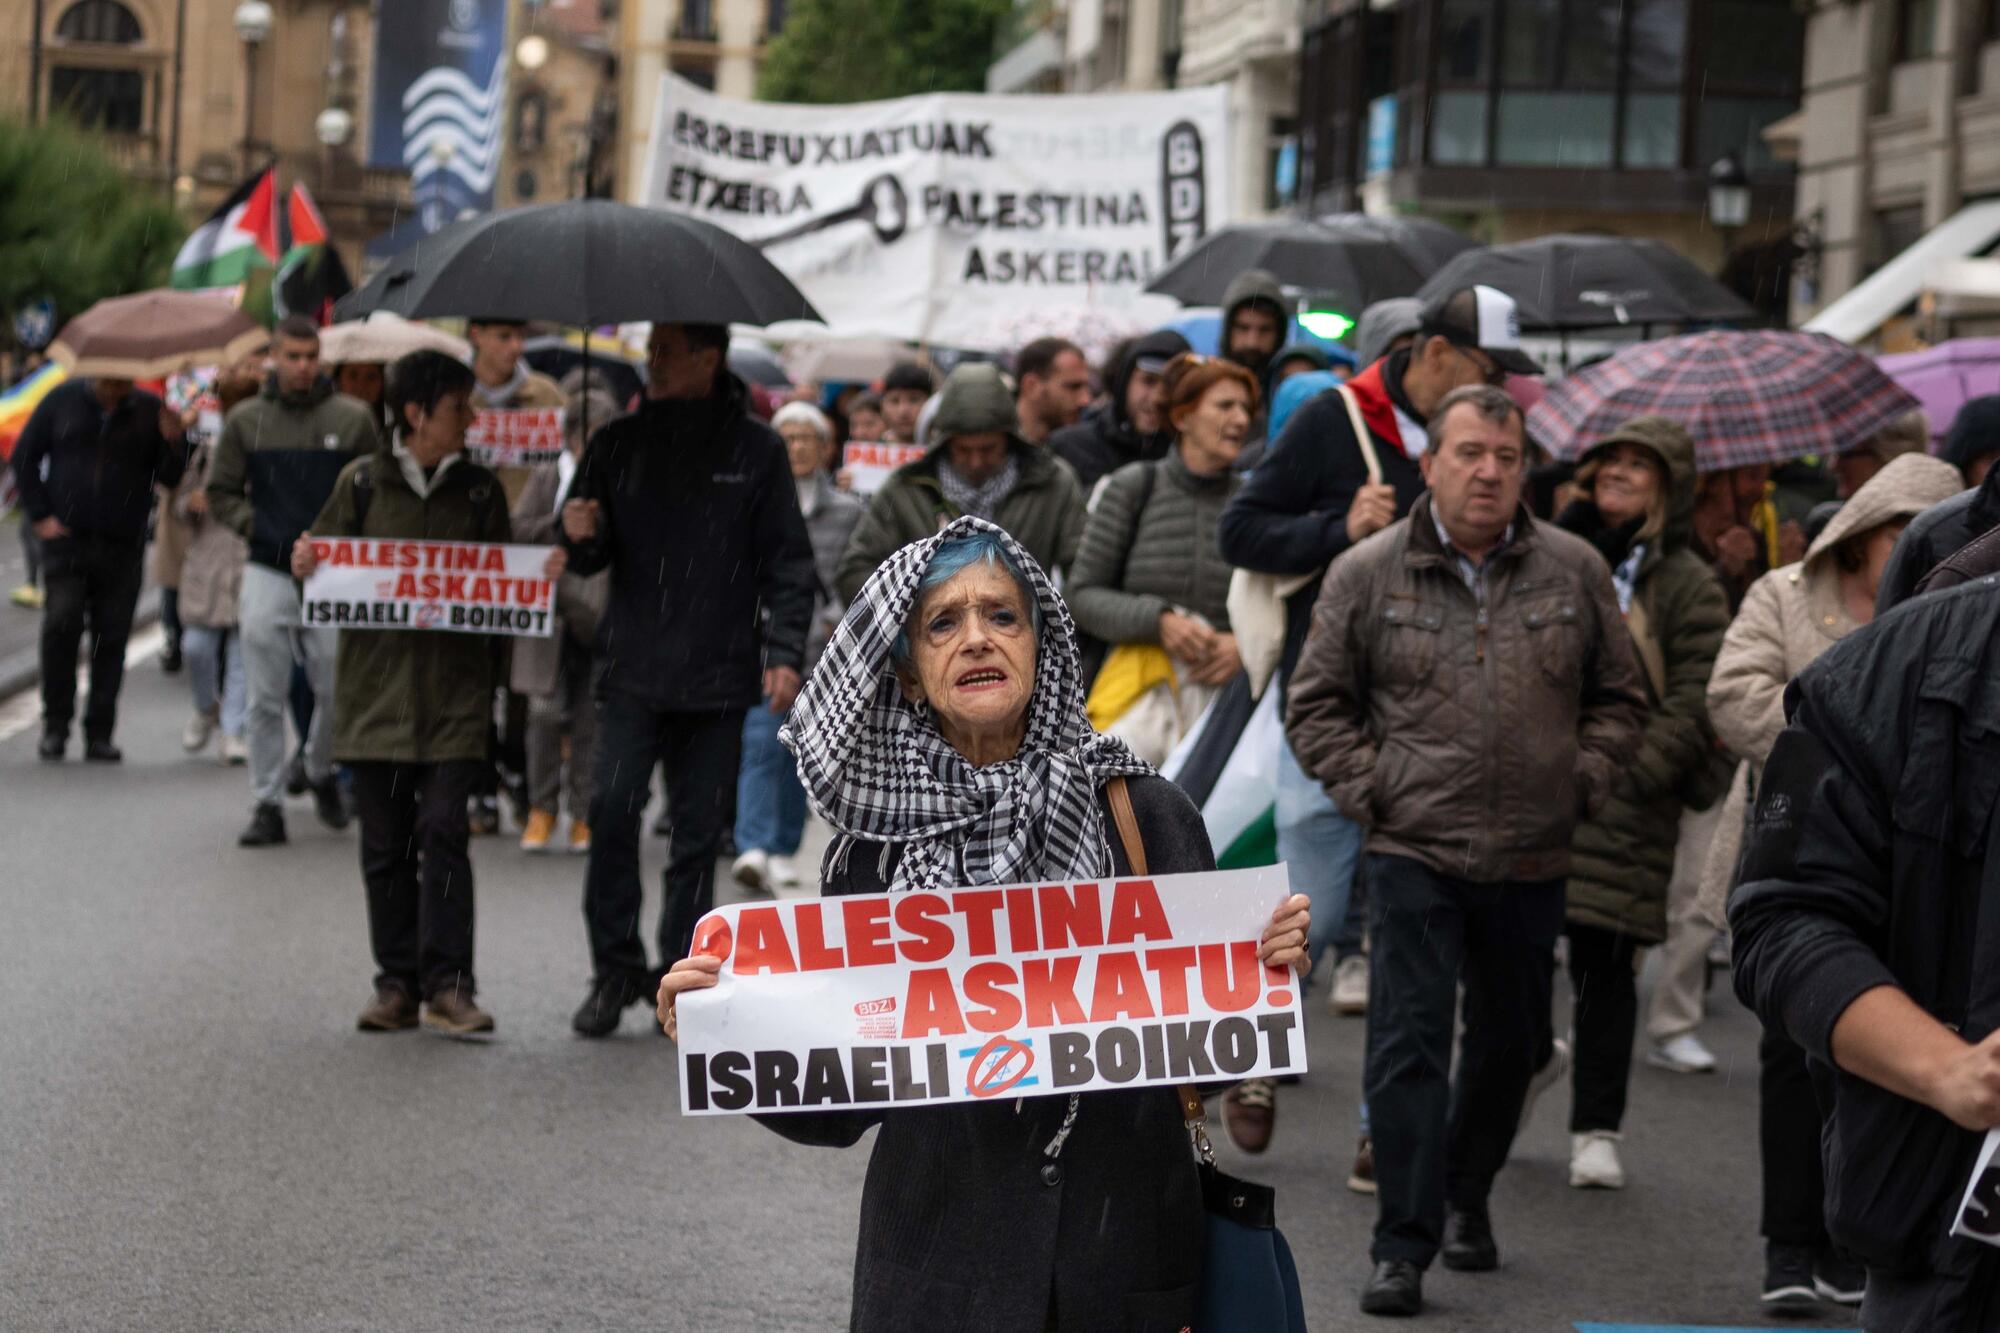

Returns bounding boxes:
[892,533,1043,668]
[1269,369,1344,441]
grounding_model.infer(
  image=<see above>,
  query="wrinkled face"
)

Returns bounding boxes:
[847,405,886,442]
[947,431,1010,487]
[1025,350,1092,429]
[647,324,720,401]
[274,335,320,394]
[881,388,927,442]
[781,422,829,478]
[1124,365,1166,435]
[902,560,1037,754]
[1420,403,1527,544]
[1592,442,1664,528]
[467,322,524,382]
[1225,307,1282,365]
[334,361,385,408]
[1176,380,1253,474]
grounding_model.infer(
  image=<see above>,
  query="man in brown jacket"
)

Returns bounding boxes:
[1286,385,1646,1318]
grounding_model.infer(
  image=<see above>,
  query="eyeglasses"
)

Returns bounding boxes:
[1453,343,1508,387]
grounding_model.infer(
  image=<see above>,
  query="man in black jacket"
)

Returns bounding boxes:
[1048,329,1190,492]
[1732,579,2000,1330]
[11,375,188,761]
[1877,456,1997,613]
[561,321,816,1037]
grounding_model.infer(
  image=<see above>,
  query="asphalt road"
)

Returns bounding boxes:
[0,654,1860,1332]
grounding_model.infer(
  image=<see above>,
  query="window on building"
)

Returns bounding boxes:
[1432,0,1493,164]
[766,0,786,36]
[1896,0,1938,60]
[672,59,717,90]
[677,0,715,40]
[1496,0,1616,168]
[1872,205,1926,273]
[55,0,141,43]
[49,66,144,131]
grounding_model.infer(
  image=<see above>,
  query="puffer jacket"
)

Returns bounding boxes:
[836,365,1086,602]
[311,443,513,764]
[1285,496,1648,884]
[1067,448,1239,645]
[1696,452,1966,926]
[1558,418,1731,943]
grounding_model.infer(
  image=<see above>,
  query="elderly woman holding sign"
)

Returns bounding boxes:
[659,516,1310,1331]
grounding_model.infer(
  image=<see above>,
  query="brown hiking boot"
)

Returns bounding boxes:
[1222,1077,1276,1153]
[423,987,495,1036]
[356,985,419,1032]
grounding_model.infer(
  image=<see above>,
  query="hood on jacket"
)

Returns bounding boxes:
[1804,452,1966,574]
[1944,394,2000,470]
[1355,297,1425,368]
[925,362,1020,447]
[1272,343,1332,378]
[1222,269,1286,324]
[1270,370,1342,440]
[1576,415,1698,553]
[1109,329,1193,431]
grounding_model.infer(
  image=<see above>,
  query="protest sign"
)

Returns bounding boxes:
[465,407,566,468]
[1953,1129,2000,1247]
[842,441,927,496]
[640,74,1230,346]
[676,866,1303,1115]
[302,538,558,638]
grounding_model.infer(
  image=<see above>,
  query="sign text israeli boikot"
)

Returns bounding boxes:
[302,538,558,638]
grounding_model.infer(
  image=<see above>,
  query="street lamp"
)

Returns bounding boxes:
[515,34,550,71]
[1708,154,1751,232]
[315,106,354,148]
[234,1,273,173]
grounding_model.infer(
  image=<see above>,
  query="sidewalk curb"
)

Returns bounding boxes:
[0,593,162,702]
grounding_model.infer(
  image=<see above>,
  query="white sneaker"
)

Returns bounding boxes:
[768,854,801,890]
[182,710,217,753]
[731,849,770,891]
[1569,1131,1626,1189]
[1646,1033,1718,1074]
[220,734,249,765]
[1330,954,1370,1015]
[1518,1036,1571,1133]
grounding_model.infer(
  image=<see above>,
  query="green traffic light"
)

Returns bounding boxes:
[1298,310,1355,341]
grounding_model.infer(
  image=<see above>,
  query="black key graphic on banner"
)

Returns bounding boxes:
[753,174,909,251]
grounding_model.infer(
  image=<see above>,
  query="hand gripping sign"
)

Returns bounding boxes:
[302,538,559,638]
[676,866,1305,1115]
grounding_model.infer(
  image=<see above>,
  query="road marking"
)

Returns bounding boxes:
[0,625,165,744]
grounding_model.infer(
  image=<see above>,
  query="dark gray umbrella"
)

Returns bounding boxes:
[1145,214,1477,311]
[1415,234,1754,331]
[336,201,821,327]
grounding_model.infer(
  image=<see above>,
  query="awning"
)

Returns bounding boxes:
[1803,198,2000,344]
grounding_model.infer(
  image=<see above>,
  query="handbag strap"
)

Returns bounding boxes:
[1107,777,1218,1167]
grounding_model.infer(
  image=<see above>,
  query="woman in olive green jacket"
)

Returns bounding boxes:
[1553,416,1731,1191]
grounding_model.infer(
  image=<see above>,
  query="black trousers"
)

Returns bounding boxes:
[584,692,744,984]
[40,537,144,742]
[1864,1246,2000,1331]
[1364,852,1565,1268]
[1760,1023,1828,1247]
[1565,920,1641,1134]
[350,760,482,999]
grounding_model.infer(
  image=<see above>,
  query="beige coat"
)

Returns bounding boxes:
[509,456,608,696]
[1696,453,1965,925]
[174,442,248,628]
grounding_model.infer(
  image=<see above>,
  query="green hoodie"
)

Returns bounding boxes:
[1562,416,1732,943]
[835,363,1086,602]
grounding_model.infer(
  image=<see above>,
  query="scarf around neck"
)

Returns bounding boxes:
[472,361,530,409]
[780,515,1150,896]
[937,454,1021,521]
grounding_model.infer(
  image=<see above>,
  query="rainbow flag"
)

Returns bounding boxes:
[0,363,65,463]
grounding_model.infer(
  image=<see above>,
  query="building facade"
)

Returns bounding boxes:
[1790,0,2000,327]
[615,0,781,202]
[1298,0,1803,286]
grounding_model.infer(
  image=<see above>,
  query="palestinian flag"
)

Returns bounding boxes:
[1160,675,1283,869]
[275,183,352,325]
[171,170,280,291]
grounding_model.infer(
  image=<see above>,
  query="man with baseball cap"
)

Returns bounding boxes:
[1216,284,1540,1169]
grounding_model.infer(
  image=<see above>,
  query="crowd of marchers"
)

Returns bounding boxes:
[12,265,2000,1331]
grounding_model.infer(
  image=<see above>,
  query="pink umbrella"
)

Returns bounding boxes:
[1877,339,2000,448]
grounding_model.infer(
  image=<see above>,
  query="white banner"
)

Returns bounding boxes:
[1953,1128,2000,1247]
[641,75,1230,347]
[466,407,566,468]
[677,866,1304,1115]
[302,538,558,638]
[841,440,926,496]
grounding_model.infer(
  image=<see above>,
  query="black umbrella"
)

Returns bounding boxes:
[1414,234,1754,331]
[335,200,821,327]
[1145,214,1478,312]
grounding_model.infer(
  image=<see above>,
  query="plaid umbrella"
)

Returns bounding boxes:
[1528,330,1921,471]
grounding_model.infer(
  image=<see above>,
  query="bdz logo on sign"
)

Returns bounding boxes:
[1160,121,1207,264]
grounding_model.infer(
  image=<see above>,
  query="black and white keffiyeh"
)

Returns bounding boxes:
[936,454,1021,521]
[781,515,1151,896]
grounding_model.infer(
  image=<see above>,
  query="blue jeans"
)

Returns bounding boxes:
[182,625,245,736]
[1274,734,1363,973]
[735,700,806,856]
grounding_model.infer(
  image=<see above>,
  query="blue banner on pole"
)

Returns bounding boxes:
[367,0,507,248]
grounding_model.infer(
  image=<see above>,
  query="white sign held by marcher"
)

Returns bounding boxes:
[677,865,1304,1115]
[466,407,566,468]
[842,441,926,496]
[640,75,1231,346]
[302,538,559,639]
[1953,1129,2000,1247]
